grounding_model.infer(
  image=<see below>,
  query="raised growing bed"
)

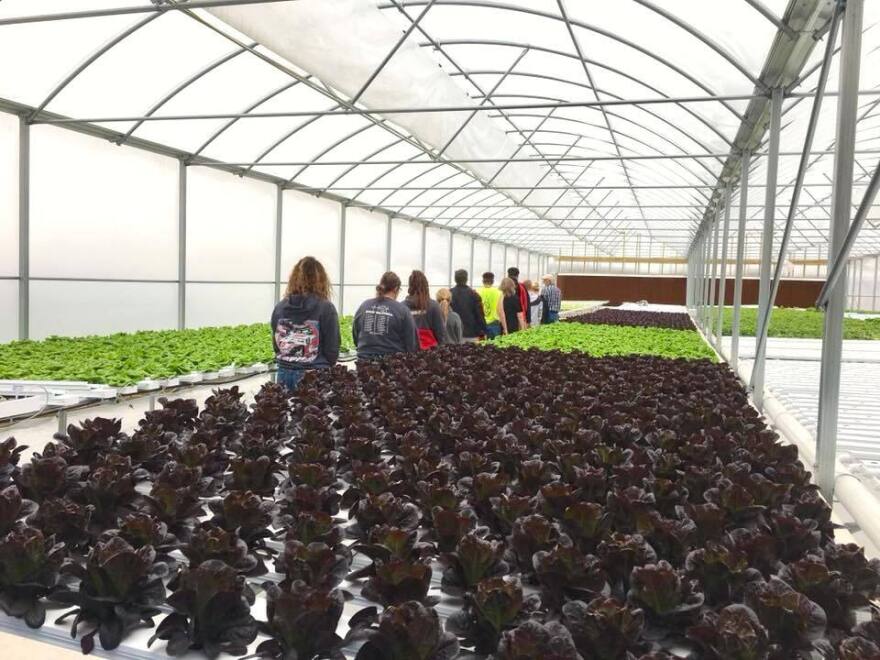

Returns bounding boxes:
[720,307,880,340]
[0,345,877,659]
[0,318,356,387]
[494,322,715,360]
[565,308,696,331]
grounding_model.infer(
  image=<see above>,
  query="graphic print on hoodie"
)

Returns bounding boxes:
[275,319,320,363]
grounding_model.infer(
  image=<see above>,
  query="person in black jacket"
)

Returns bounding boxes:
[271,256,340,391]
[404,270,447,348]
[450,269,487,341]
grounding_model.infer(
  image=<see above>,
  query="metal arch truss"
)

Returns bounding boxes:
[4,0,873,258]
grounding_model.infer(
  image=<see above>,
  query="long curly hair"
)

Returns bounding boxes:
[285,256,332,300]
[408,270,430,311]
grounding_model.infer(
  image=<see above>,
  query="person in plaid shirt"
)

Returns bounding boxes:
[540,274,562,323]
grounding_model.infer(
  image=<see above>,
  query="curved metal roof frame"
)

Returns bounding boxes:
[2,0,878,255]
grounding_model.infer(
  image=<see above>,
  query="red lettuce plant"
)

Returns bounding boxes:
[27,496,93,549]
[492,620,583,660]
[562,596,647,660]
[440,532,508,595]
[362,559,435,607]
[446,577,538,654]
[354,601,458,660]
[686,604,770,660]
[54,536,167,653]
[0,526,65,628]
[256,581,345,660]
[149,560,258,658]
[182,523,265,576]
[743,577,827,655]
[0,484,35,535]
[627,560,704,628]
[0,438,26,487]
[275,540,350,590]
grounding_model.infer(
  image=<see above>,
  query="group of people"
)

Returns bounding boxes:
[270,256,563,389]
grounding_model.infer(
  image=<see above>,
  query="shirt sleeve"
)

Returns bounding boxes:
[473,290,487,334]
[398,306,417,353]
[352,304,361,347]
[322,303,340,365]
[270,306,280,355]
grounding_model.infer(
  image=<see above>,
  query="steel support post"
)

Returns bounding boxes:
[705,231,713,329]
[816,0,863,500]
[339,205,347,315]
[708,205,721,345]
[18,117,29,340]
[421,223,427,271]
[753,5,841,367]
[686,248,693,309]
[752,87,783,410]
[731,153,750,366]
[716,187,732,341]
[871,255,880,312]
[385,214,392,272]
[178,160,187,329]
[273,185,283,304]
[448,231,454,287]
[469,237,475,283]
[695,234,704,324]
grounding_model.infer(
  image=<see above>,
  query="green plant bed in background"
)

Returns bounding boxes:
[719,306,880,340]
[0,317,356,386]
[560,300,605,312]
[494,322,716,360]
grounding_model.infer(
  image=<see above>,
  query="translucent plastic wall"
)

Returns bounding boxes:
[0,113,18,343]
[0,109,538,341]
[848,255,880,312]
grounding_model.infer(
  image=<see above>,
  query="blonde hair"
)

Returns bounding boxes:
[285,256,332,299]
[499,277,517,297]
[436,287,452,320]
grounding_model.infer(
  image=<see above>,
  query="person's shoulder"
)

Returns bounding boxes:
[319,298,339,315]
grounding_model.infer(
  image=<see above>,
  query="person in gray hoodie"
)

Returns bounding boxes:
[404,270,447,348]
[271,256,340,390]
[353,271,418,359]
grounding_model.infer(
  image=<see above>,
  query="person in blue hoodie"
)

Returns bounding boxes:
[271,256,340,390]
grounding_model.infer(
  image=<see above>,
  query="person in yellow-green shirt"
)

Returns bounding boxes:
[478,272,503,339]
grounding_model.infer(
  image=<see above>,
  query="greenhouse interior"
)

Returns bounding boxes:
[2,0,880,658]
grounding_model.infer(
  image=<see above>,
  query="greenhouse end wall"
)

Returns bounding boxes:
[0,108,545,342]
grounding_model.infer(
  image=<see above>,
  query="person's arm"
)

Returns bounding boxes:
[473,290,487,335]
[517,286,527,329]
[352,306,361,347]
[322,303,340,365]
[402,308,419,353]
[498,297,508,334]
[270,307,280,355]
[453,315,463,344]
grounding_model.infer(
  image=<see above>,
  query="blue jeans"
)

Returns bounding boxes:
[277,367,305,390]
[485,321,502,339]
[546,311,559,324]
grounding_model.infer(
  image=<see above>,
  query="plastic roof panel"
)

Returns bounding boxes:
[0,0,877,257]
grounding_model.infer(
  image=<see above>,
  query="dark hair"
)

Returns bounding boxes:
[507,266,520,278]
[408,270,430,311]
[286,256,332,299]
[454,269,468,285]
[376,271,401,297]
[482,272,495,285]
